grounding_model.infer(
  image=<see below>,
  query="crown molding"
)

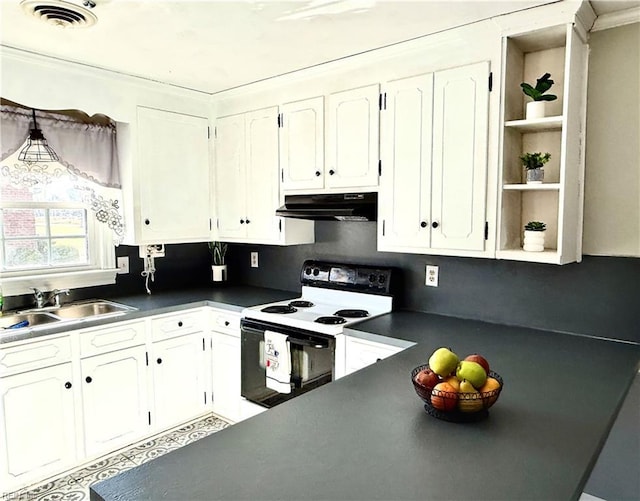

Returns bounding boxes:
[591,7,640,32]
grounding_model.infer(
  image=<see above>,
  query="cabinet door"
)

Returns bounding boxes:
[344,337,403,375]
[0,364,76,491]
[245,107,280,241]
[215,113,247,239]
[431,62,489,251]
[327,84,380,189]
[211,331,241,422]
[280,97,325,191]
[379,74,433,249]
[81,346,149,457]
[137,107,210,243]
[152,333,207,430]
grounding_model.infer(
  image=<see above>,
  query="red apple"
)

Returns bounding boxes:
[414,368,440,390]
[464,354,490,375]
[431,381,458,411]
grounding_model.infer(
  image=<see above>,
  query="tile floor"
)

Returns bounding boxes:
[5,414,230,501]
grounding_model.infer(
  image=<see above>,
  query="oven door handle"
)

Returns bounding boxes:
[289,338,330,349]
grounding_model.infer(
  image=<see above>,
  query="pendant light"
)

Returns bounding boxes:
[18,109,59,163]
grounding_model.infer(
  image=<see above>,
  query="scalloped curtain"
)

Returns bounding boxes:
[0,105,124,241]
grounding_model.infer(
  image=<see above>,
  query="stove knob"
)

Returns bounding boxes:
[378,275,386,284]
[368,274,376,282]
[313,268,319,276]
[305,267,312,275]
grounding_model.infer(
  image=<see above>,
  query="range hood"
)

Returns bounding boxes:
[276,193,377,221]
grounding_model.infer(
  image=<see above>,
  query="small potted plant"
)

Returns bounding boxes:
[208,241,228,282]
[523,221,546,252]
[520,151,550,184]
[521,73,557,119]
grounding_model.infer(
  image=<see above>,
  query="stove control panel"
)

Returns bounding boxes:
[300,260,393,294]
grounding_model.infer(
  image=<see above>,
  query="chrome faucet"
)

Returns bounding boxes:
[31,288,70,309]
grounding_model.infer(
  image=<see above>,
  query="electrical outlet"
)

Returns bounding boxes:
[251,252,259,268]
[116,256,129,274]
[425,265,439,287]
[139,244,165,258]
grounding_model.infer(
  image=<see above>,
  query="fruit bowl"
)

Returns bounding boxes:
[411,364,503,423]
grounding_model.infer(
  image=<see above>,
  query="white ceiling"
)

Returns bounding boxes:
[0,0,637,95]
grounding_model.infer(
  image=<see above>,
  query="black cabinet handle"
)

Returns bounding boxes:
[432,221,439,229]
[178,321,183,327]
[420,221,427,228]
[144,219,150,225]
[157,358,162,364]
[376,358,382,362]
[315,171,321,177]
[85,376,92,383]
[329,169,335,175]
[224,321,230,326]
[240,219,245,224]
[65,382,72,389]
[246,219,250,224]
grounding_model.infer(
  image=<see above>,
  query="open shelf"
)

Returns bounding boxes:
[496,249,561,264]
[503,183,560,191]
[504,116,563,132]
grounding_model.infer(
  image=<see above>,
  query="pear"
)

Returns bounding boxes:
[428,347,459,377]
[458,379,484,413]
[456,360,487,389]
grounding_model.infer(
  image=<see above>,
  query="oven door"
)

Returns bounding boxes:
[240,318,335,408]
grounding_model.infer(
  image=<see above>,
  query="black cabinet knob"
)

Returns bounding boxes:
[157,358,162,364]
[64,382,72,389]
[315,171,321,177]
[85,376,92,383]
[376,358,382,362]
[144,219,150,225]
[224,321,230,326]
[246,219,250,224]
[329,169,335,175]
[420,221,427,228]
[432,221,439,229]
[178,321,183,327]
[240,219,245,224]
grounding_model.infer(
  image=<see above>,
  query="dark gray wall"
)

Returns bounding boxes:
[229,221,640,343]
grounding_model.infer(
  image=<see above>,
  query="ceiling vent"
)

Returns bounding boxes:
[21,0,98,28]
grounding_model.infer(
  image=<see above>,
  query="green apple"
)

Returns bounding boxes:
[428,347,459,377]
[456,360,487,389]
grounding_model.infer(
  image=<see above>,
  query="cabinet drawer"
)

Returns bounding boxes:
[151,309,204,341]
[0,335,71,377]
[345,337,404,376]
[79,320,146,357]
[210,310,240,335]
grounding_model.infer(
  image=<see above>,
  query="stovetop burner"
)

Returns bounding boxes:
[314,316,347,325]
[289,300,315,308]
[334,309,369,318]
[261,305,297,314]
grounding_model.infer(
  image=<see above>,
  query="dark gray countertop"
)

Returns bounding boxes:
[91,309,640,501]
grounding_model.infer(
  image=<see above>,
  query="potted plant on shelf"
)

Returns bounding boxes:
[208,241,228,282]
[523,221,546,252]
[520,151,550,184]
[521,73,557,119]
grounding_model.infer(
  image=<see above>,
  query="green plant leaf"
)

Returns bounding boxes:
[537,94,558,101]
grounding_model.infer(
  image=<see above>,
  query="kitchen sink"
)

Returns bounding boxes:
[53,300,137,319]
[1,312,60,330]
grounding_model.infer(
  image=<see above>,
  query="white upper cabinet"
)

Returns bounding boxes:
[497,24,588,264]
[280,97,324,191]
[378,61,490,255]
[431,61,490,252]
[214,107,314,245]
[130,107,211,245]
[327,84,380,190]
[378,73,434,250]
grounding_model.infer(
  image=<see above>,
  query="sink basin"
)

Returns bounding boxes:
[1,312,60,330]
[54,300,137,319]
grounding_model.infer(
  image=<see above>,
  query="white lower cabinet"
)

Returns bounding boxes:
[80,346,149,458]
[344,336,405,376]
[151,333,208,430]
[0,362,77,492]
